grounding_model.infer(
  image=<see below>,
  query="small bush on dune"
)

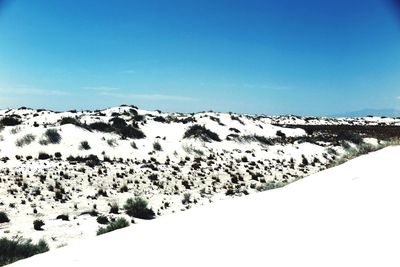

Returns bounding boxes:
[38,152,51,160]
[119,125,145,139]
[96,217,129,235]
[0,116,21,126]
[15,134,36,147]
[183,124,221,142]
[110,202,119,214]
[56,214,69,221]
[40,129,62,145]
[89,121,145,139]
[33,219,45,231]
[153,141,162,151]
[130,141,137,149]
[107,138,118,147]
[96,215,109,225]
[79,141,91,150]
[124,197,155,220]
[0,211,10,223]
[337,131,363,145]
[89,122,114,133]
[0,237,49,266]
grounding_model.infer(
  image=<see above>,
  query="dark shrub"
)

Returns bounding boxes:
[337,131,363,144]
[110,202,119,214]
[43,129,62,144]
[154,116,166,123]
[33,219,45,231]
[96,215,109,225]
[119,125,145,139]
[153,141,162,151]
[0,237,49,266]
[54,152,62,158]
[0,116,21,126]
[67,154,101,167]
[96,217,129,235]
[183,124,221,142]
[0,211,10,223]
[38,152,51,160]
[276,130,286,139]
[109,117,127,128]
[124,197,155,220]
[80,141,91,150]
[89,122,114,132]
[15,134,36,147]
[56,214,69,221]
[60,117,80,126]
[133,114,144,121]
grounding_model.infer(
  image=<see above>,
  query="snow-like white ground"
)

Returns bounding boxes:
[9,146,400,267]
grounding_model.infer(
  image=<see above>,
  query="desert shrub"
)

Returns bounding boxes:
[130,141,137,149]
[107,138,118,147]
[109,202,119,214]
[238,135,273,145]
[276,130,286,139]
[124,197,155,220]
[182,193,191,205]
[15,134,36,147]
[337,131,363,144]
[0,237,49,266]
[109,117,127,128]
[301,155,309,166]
[56,214,69,221]
[54,152,62,158]
[183,124,221,142]
[0,211,10,223]
[154,116,166,123]
[89,121,145,139]
[60,117,80,126]
[10,126,21,134]
[80,140,91,150]
[119,125,145,139]
[33,219,44,231]
[38,152,51,160]
[261,180,286,191]
[96,217,129,235]
[67,154,101,167]
[153,141,162,151]
[96,215,109,225]
[0,116,21,126]
[89,122,114,132]
[40,129,62,145]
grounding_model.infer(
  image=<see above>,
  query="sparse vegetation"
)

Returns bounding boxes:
[153,141,162,151]
[40,129,62,145]
[38,152,51,160]
[124,197,155,220]
[96,217,129,235]
[0,237,49,266]
[0,116,21,126]
[0,211,10,223]
[33,219,45,231]
[15,134,36,147]
[80,140,91,150]
[183,124,221,142]
[96,215,109,225]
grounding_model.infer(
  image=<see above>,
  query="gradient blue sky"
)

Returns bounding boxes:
[0,0,400,115]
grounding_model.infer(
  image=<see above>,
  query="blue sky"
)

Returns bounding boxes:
[0,0,400,115]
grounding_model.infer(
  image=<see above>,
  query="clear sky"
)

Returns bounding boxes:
[0,0,400,115]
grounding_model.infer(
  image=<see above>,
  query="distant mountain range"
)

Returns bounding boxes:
[333,108,400,118]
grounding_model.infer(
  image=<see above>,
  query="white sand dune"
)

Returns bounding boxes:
[9,146,400,267]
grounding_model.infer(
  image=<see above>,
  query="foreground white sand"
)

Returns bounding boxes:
[9,146,400,267]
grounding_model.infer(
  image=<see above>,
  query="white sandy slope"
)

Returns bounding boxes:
[9,146,400,267]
